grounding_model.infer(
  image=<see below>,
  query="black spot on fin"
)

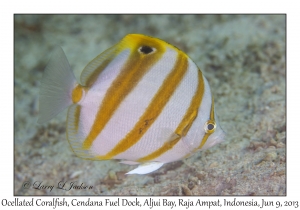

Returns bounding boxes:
[139,46,153,54]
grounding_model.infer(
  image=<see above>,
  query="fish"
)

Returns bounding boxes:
[38,34,225,175]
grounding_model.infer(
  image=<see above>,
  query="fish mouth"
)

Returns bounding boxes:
[201,129,226,150]
[217,130,226,143]
[211,129,226,147]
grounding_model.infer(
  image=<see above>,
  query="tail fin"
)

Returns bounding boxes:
[38,46,77,124]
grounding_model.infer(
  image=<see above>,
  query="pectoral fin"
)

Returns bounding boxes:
[157,128,180,143]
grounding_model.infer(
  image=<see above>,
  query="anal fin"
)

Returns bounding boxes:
[67,104,96,160]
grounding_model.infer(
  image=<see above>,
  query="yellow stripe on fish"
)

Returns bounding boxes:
[138,69,205,162]
[38,34,225,175]
[82,36,166,150]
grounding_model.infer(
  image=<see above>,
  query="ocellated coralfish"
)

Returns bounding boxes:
[38,34,225,175]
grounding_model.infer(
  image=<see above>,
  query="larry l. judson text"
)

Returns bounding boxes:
[1,198,299,209]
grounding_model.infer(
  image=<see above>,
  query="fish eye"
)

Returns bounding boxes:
[139,46,155,54]
[204,120,216,134]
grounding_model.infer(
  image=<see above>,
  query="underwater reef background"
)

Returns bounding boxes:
[14,14,285,195]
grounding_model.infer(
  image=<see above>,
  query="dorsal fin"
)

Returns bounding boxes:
[80,44,119,86]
